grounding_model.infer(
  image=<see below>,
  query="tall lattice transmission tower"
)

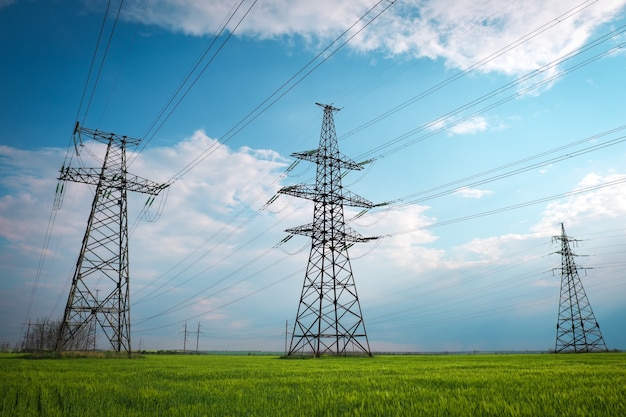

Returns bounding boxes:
[279,103,379,357]
[55,125,168,354]
[553,223,608,353]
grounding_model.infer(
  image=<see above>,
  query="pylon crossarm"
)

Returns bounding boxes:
[57,125,163,355]
[286,223,377,243]
[341,190,374,208]
[278,184,316,200]
[59,167,168,195]
[278,184,374,208]
[77,126,141,147]
[291,150,364,171]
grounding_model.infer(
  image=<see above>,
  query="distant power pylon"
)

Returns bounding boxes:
[279,103,380,357]
[553,223,608,353]
[56,124,168,355]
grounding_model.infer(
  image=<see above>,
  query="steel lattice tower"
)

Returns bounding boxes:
[279,103,378,357]
[553,223,608,353]
[56,125,168,354]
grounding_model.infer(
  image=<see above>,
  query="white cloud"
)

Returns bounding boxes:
[452,232,546,265]
[539,164,554,175]
[125,0,375,38]
[124,0,626,76]
[454,186,493,199]
[448,117,489,136]
[426,116,489,136]
[532,172,626,233]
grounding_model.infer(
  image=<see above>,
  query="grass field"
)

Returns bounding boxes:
[1,352,625,416]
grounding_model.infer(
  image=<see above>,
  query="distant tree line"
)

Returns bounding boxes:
[21,318,92,353]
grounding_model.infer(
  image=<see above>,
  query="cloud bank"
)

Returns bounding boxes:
[124,0,626,76]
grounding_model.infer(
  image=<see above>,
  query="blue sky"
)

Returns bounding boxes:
[1,0,626,352]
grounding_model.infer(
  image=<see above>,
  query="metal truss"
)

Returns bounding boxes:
[279,103,378,356]
[553,223,608,353]
[56,125,168,354]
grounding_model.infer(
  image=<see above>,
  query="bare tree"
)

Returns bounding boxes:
[22,318,93,353]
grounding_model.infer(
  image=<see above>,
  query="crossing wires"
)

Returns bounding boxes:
[158,0,398,185]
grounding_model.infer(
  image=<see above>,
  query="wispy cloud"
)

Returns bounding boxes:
[448,116,488,136]
[124,0,626,76]
[532,172,626,233]
[454,186,493,199]
[426,116,489,136]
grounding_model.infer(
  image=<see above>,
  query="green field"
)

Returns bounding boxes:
[1,353,625,416]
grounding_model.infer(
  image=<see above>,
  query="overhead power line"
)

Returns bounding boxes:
[353,25,626,161]
[340,0,603,143]
[43,0,625,341]
[161,0,397,184]
[355,125,626,219]
[384,176,626,238]
[130,0,259,164]
[27,0,125,325]
[81,0,126,127]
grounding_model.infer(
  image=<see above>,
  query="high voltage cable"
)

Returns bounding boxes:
[133,165,626,331]
[334,0,516,110]
[124,2,612,280]
[367,273,625,333]
[163,0,397,184]
[96,0,151,128]
[130,0,393,170]
[274,23,626,216]
[362,251,554,327]
[134,267,299,332]
[353,25,626,161]
[134,247,286,325]
[355,126,626,219]
[125,0,395,248]
[383,176,626,238]
[365,238,626,331]
[130,114,626,328]
[129,0,257,165]
[129,0,620,334]
[143,229,623,340]
[130,168,294,302]
[129,1,397,303]
[81,0,126,127]
[339,0,601,142]
[134,61,626,334]
[24,207,59,323]
[133,215,287,306]
[366,240,552,310]
[45,1,623,336]
[141,0,614,263]
[73,0,113,127]
[25,0,123,324]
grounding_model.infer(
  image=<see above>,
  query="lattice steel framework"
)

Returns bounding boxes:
[553,223,608,353]
[279,103,378,356]
[56,125,168,354]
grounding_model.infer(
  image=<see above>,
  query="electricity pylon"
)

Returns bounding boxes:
[56,124,168,354]
[553,223,608,353]
[279,103,379,356]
